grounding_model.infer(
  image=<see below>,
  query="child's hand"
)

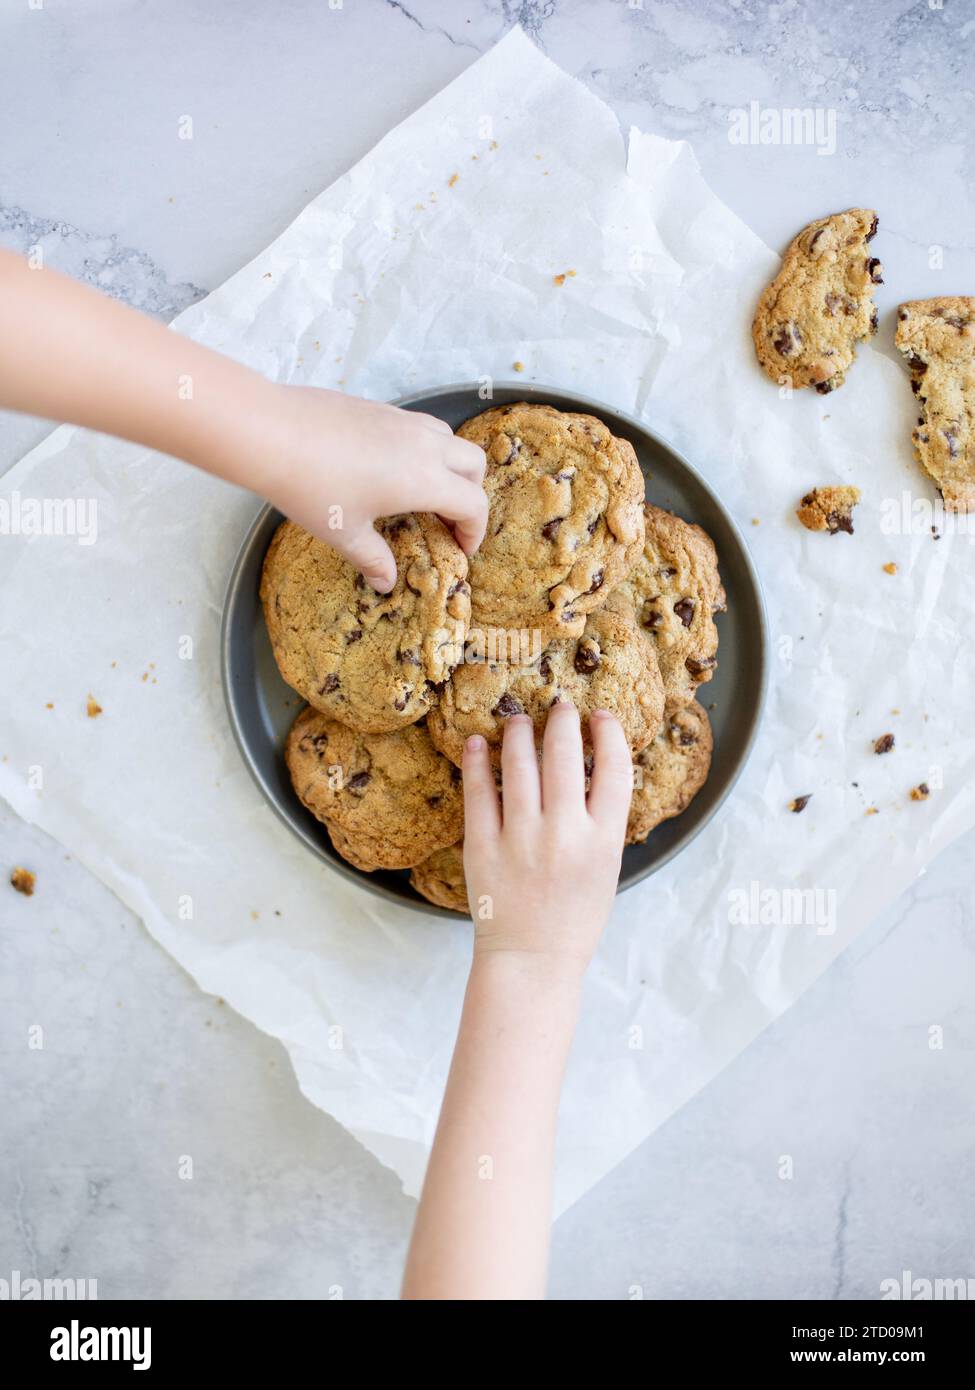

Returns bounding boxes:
[255,385,488,592]
[461,704,632,971]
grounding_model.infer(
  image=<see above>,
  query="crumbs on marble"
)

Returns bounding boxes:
[10,867,36,896]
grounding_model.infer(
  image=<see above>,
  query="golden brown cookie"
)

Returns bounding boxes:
[457,403,645,642]
[896,297,975,512]
[261,515,470,733]
[285,707,463,871]
[796,485,861,534]
[626,702,713,845]
[611,503,725,714]
[753,208,881,393]
[427,594,664,768]
[410,841,470,915]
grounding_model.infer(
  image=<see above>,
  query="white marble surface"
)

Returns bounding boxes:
[1,0,973,1300]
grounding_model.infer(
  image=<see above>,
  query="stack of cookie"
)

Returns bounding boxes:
[261,402,726,914]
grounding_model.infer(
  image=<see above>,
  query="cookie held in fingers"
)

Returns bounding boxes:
[611,503,725,713]
[896,297,975,512]
[261,515,470,734]
[285,707,464,871]
[410,841,470,915]
[796,485,861,534]
[626,702,713,845]
[457,402,646,641]
[427,594,664,769]
[753,208,881,393]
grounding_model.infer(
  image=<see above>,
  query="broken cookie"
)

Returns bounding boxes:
[753,208,881,393]
[895,297,975,512]
[796,486,861,535]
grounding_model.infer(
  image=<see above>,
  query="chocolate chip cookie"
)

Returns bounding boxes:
[261,515,470,734]
[626,702,713,845]
[285,707,464,871]
[457,403,645,641]
[427,594,664,768]
[611,503,725,714]
[896,297,975,512]
[410,841,470,915]
[796,485,861,534]
[753,208,881,393]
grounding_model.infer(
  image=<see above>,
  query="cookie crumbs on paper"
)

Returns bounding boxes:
[789,794,813,814]
[86,694,103,718]
[883,562,898,575]
[10,867,35,896]
[910,783,931,802]
[874,733,895,754]
[796,486,861,535]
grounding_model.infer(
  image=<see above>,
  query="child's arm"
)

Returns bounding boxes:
[401,704,632,1300]
[0,249,486,591]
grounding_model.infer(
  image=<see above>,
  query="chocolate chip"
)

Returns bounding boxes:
[539,653,554,682]
[866,257,883,284]
[866,214,879,242]
[320,674,340,694]
[345,629,363,644]
[347,771,370,791]
[826,510,854,535]
[587,517,600,537]
[385,517,410,537]
[586,568,604,594]
[493,693,523,718]
[907,354,927,374]
[674,598,695,627]
[642,606,663,630]
[685,656,717,675]
[541,518,562,541]
[393,693,410,711]
[870,307,879,333]
[772,322,802,356]
[574,639,600,674]
[789,794,812,814]
[874,733,895,755]
[449,764,462,784]
[399,649,421,665]
[426,794,442,808]
[815,379,835,396]
[499,437,521,464]
[806,228,824,253]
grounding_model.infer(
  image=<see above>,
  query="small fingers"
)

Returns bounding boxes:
[586,710,633,839]
[541,701,586,814]
[341,524,397,594]
[408,409,454,438]
[462,735,501,841]
[427,472,489,556]
[500,714,541,824]
[441,435,487,485]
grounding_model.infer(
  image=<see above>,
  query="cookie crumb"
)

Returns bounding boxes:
[865,806,879,816]
[789,794,813,813]
[751,518,761,526]
[10,867,35,896]
[447,173,459,188]
[796,486,861,535]
[910,783,930,802]
[932,526,941,540]
[86,695,103,718]
[874,732,895,754]
[512,360,525,373]
[883,561,898,575]
[45,702,53,710]
[553,273,567,287]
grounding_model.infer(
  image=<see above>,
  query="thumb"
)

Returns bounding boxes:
[341,524,397,594]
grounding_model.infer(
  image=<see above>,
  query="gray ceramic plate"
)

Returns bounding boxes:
[221,382,768,917]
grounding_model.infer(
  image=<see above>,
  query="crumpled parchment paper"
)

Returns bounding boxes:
[2,28,973,1215]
